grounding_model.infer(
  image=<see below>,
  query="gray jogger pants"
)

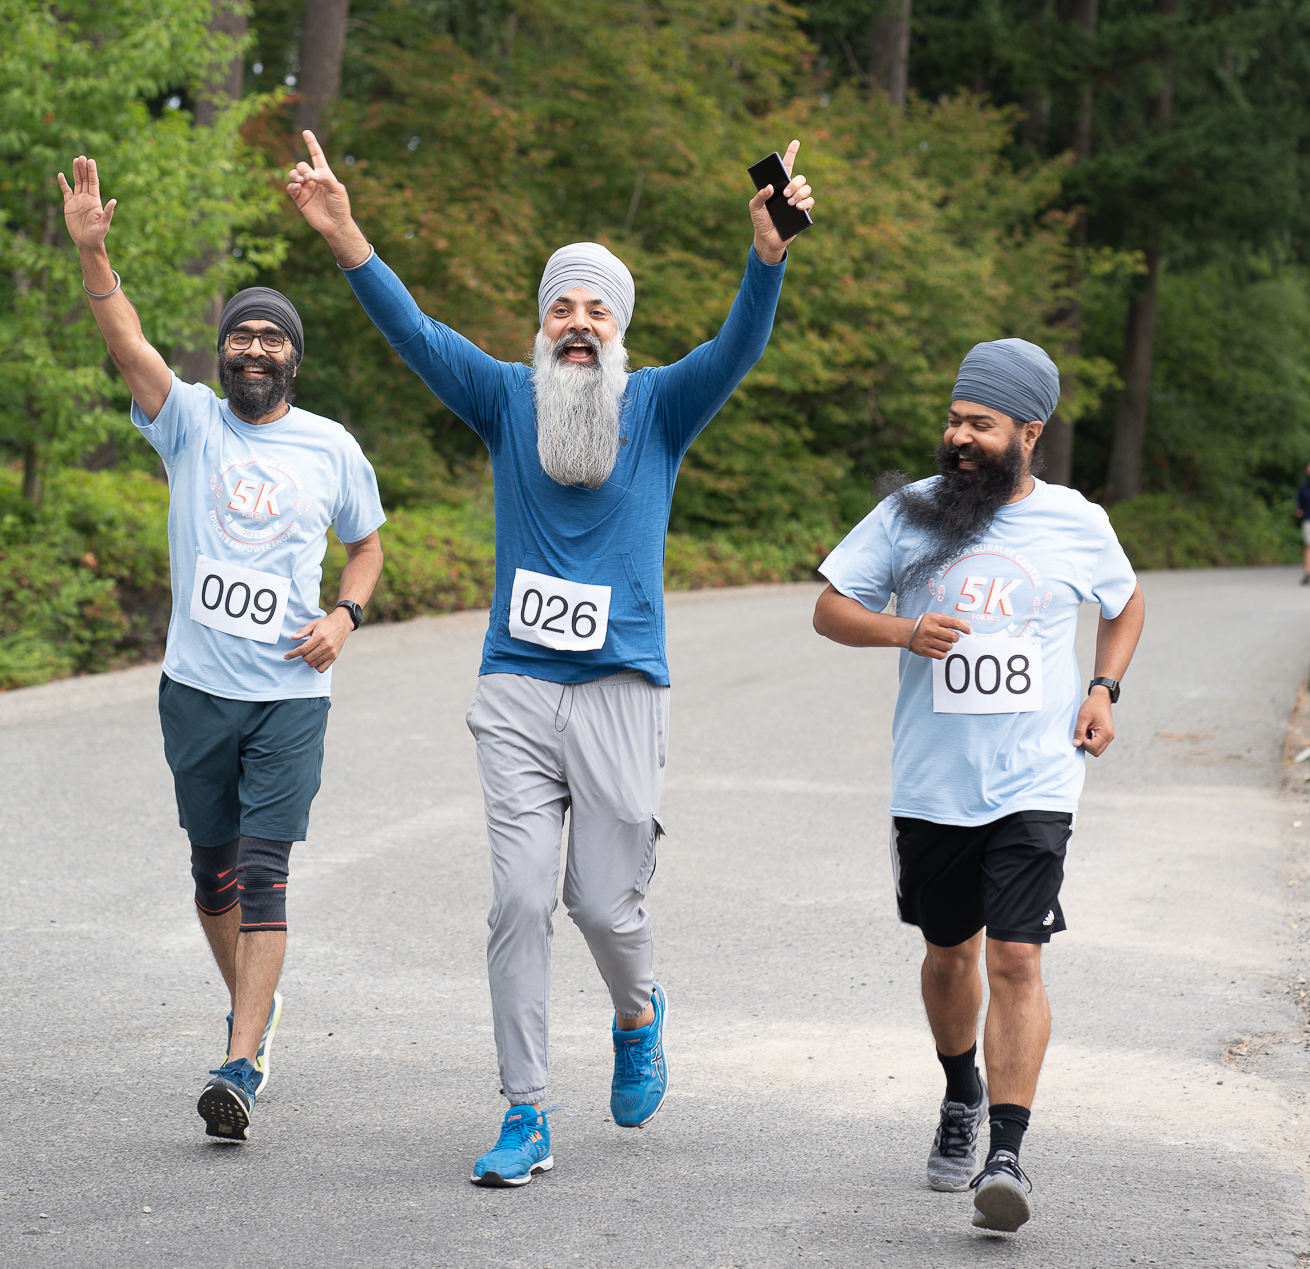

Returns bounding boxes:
[465,671,669,1105]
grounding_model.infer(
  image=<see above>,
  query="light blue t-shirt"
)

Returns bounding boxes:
[819,477,1137,826]
[131,374,387,701]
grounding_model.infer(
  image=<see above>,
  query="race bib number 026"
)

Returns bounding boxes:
[931,634,1043,714]
[508,567,611,652]
[189,554,292,645]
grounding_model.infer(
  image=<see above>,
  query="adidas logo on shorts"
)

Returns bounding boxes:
[1042,910,1055,926]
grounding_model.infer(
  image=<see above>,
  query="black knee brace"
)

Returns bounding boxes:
[237,836,292,933]
[191,838,240,915]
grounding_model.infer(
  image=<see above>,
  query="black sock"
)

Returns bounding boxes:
[936,1045,981,1106]
[988,1103,1031,1161]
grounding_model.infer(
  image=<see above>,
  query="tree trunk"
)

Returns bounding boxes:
[293,0,350,145]
[176,1,247,386]
[1102,0,1174,504]
[1104,250,1161,504]
[22,438,39,504]
[1037,0,1095,487]
[1064,0,1097,163]
[868,0,911,107]
[1022,0,1054,155]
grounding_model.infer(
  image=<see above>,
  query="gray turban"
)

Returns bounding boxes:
[951,337,1060,424]
[217,287,305,362]
[537,242,635,333]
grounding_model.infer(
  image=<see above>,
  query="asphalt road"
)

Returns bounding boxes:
[4,568,1310,1269]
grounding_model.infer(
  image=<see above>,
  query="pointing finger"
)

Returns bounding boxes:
[87,157,99,197]
[782,139,800,177]
[304,130,329,170]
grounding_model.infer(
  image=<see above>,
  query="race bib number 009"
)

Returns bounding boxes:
[508,567,611,652]
[932,634,1043,714]
[189,554,292,645]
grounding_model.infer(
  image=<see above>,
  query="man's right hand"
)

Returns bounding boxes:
[908,613,972,659]
[286,131,372,267]
[58,156,117,254]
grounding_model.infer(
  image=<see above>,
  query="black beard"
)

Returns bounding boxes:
[885,432,1028,593]
[219,352,296,417]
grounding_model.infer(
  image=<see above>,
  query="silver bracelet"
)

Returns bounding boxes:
[907,613,926,653]
[83,270,121,299]
[338,245,375,271]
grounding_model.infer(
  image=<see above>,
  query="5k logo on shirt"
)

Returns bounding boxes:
[954,576,1023,616]
[931,549,1053,635]
[207,460,313,555]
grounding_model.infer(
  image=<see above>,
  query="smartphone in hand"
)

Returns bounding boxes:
[747,151,813,240]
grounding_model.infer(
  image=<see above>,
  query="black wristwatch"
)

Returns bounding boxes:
[1088,677,1120,704]
[335,600,363,630]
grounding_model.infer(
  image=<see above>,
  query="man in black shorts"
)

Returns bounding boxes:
[813,338,1144,1231]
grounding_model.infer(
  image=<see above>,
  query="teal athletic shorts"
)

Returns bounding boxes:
[158,674,331,846]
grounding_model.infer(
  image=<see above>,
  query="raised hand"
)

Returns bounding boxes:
[58,156,117,253]
[286,130,361,243]
[749,139,815,265]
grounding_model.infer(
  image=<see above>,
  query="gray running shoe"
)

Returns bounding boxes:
[926,1074,987,1192]
[969,1150,1033,1231]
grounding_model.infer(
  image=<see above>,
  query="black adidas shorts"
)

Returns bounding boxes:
[890,810,1072,948]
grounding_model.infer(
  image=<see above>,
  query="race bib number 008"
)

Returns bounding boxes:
[189,554,292,645]
[508,567,611,652]
[931,634,1043,714]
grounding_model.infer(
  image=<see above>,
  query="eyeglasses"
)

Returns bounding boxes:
[226,331,288,353]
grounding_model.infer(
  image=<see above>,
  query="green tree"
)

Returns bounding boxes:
[0,0,284,502]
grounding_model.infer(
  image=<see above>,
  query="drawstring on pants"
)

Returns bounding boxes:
[553,684,574,733]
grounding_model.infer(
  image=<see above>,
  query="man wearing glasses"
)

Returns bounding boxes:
[60,155,387,1142]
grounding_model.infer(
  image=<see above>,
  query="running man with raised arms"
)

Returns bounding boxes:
[60,155,386,1143]
[813,339,1144,1232]
[286,130,815,1186]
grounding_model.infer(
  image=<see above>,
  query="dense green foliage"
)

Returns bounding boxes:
[0,0,284,489]
[2,0,1309,689]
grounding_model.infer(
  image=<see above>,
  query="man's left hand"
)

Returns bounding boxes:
[1073,691,1115,757]
[284,608,354,672]
[750,140,815,265]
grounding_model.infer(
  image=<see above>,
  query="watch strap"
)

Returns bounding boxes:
[1088,676,1120,704]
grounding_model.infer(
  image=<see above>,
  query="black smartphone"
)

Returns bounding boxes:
[747,151,812,240]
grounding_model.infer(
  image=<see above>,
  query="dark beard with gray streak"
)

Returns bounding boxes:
[218,352,296,418]
[882,430,1029,593]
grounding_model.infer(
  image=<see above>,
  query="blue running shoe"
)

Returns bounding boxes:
[198,1058,259,1141]
[610,981,668,1127]
[470,1105,554,1187]
[221,992,283,1096]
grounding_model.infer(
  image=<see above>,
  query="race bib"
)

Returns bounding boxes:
[508,567,611,652]
[189,554,292,645]
[932,634,1043,714]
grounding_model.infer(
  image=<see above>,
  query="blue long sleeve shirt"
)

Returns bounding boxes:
[343,247,786,685]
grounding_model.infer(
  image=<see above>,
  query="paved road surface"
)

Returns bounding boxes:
[4,568,1310,1268]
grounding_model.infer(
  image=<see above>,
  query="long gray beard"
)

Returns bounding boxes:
[531,330,629,489]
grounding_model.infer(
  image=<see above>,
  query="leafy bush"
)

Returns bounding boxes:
[1108,492,1298,571]
[0,466,170,688]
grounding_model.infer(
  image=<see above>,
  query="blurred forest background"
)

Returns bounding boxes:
[2,0,1309,687]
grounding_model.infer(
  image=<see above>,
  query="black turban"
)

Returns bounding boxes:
[216,287,305,362]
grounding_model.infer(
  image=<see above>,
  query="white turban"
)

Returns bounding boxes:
[537,242,635,333]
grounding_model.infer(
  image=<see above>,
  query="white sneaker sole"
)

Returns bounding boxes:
[971,1177,1032,1231]
[470,1156,554,1188]
[253,991,283,1096]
